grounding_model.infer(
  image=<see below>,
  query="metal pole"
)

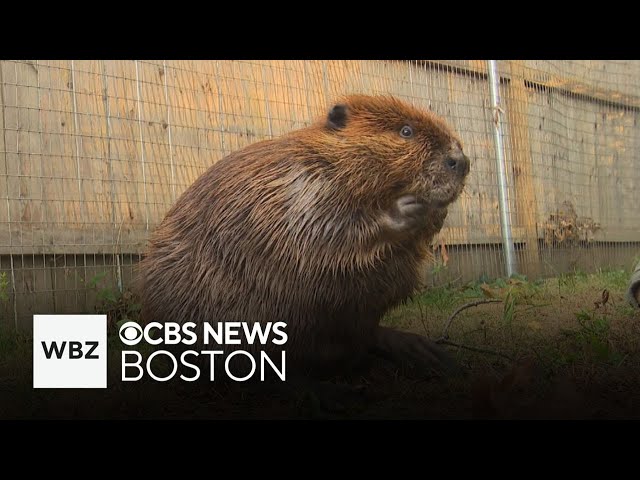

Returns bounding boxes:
[487,60,517,277]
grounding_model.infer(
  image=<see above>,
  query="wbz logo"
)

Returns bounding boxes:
[33,315,107,389]
[41,340,100,360]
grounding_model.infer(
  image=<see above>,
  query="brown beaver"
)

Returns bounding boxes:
[136,94,470,380]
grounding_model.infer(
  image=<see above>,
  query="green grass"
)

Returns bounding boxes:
[555,267,629,296]
[381,267,638,375]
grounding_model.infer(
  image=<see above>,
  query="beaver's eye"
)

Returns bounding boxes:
[400,125,413,138]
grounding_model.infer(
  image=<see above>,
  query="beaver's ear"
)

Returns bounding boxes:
[327,104,348,130]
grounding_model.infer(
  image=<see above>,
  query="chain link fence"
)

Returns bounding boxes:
[1,60,639,329]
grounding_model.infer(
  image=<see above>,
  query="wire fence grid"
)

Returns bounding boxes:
[1,60,638,330]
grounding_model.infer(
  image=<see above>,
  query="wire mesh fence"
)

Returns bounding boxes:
[1,60,639,330]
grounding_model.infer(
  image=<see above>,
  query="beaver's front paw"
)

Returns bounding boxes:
[379,194,429,235]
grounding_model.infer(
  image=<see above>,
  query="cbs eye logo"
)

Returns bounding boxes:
[119,321,143,346]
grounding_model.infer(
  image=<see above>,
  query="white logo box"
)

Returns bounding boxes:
[33,314,107,389]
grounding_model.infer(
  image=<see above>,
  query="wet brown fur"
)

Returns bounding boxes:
[136,94,469,377]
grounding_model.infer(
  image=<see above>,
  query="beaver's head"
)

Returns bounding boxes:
[319,94,470,208]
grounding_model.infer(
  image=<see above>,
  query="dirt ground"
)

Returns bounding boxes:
[1,269,639,420]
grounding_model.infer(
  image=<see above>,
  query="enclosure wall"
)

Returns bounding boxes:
[1,60,639,328]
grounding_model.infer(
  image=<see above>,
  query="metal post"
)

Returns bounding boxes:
[487,60,518,277]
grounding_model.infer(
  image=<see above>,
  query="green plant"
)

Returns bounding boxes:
[86,272,111,305]
[556,268,592,295]
[416,285,463,311]
[0,272,9,304]
[502,290,516,325]
[557,271,577,294]
[592,268,629,292]
[85,271,141,331]
[430,258,448,277]
[464,274,545,305]
[572,309,620,364]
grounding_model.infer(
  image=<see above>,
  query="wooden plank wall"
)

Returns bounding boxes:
[1,60,639,327]
[0,60,510,255]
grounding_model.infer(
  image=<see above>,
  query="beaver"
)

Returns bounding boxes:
[136,94,470,381]
[627,259,640,309]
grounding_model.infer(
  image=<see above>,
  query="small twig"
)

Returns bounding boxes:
[436,339,514,361]
[438,299,502,341]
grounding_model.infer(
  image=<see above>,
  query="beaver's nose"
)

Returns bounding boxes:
[445,151,470,177]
